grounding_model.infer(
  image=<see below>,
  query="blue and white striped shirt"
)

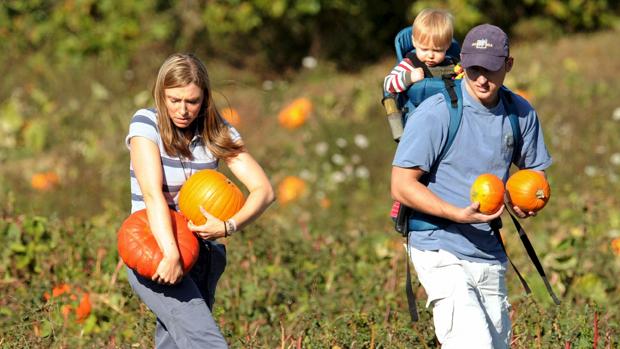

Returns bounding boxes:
[126,108,241,213]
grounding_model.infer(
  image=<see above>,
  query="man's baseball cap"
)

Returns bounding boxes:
[461,24,509,71]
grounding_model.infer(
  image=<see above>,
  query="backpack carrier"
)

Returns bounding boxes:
[382,27,560,322]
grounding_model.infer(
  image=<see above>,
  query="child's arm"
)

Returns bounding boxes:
[384,58,425,94]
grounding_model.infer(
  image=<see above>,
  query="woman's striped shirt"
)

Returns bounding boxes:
[126,108,241,213]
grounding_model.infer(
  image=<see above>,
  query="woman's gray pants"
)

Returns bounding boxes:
[127,240,228,349]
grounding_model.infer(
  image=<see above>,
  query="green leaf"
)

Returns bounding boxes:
[9,242,26,253]
[39,319,53,338]
[572,273,608,304]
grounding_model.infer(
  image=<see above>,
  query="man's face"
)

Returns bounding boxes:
[463,57,513,108]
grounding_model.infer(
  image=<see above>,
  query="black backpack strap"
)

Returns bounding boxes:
[507,213,561,305]
[490,218,531,294]
[406,51,433,78]
[403,221,419,322]
[500,87,522,164]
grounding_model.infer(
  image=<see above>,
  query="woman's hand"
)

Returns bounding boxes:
[152,254,184,285]
[455,201,505,224]
[188,206,226,240]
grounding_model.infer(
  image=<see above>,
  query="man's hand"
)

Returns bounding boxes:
[456,201,505,224]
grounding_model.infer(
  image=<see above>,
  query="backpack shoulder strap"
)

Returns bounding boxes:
[438,79,463,161]
[405,80,462,232]
[499,87,522,164]
[405,51,433,78]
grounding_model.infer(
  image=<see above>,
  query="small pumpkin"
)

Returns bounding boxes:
[514,88,533,102]
[470,173,505,214]
[31,171,59,191]
[117,209,199,278]
[221,107,241,127]
[611,238,620,256]
[178,169,245,225]
[43,284,92,323]
[278,97,313,129]
[277,176,307,204]
[506,169,550,213]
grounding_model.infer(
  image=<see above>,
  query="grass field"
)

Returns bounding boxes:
[1,27,620,348]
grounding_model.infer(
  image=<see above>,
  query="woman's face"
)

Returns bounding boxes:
[164,83,204,128]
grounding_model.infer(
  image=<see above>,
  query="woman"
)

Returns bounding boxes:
[126,53,274,348]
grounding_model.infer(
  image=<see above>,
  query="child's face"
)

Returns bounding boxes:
[413,39,448,67]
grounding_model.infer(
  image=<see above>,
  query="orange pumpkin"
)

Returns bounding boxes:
[611,238,620,256]
[31,171,59,191]
[221,107,241,127]
[117,209,199,278]
[470,173,505,214]
[506,169,550,213]
[514,88,533,102]
[278,97,313,129]
[277,176,307,204]
[178,169,245,225]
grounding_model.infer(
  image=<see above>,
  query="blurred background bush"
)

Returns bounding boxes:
[2,0,618,73]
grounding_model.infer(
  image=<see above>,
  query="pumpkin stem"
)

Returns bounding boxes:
[535,189,546,199]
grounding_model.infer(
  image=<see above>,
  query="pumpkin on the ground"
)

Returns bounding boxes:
[277,176,307,205]
[506,169,551,213]
[278,98,313,129]
[117,209,199,278]
[470,173,505,214]
[178,169,245,226]
[221,107,241,127]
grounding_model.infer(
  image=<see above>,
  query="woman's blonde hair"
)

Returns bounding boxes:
[153,53,244,160]
[412,9,454,49]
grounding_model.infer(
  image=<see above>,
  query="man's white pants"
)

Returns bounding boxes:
[407,245,511,349]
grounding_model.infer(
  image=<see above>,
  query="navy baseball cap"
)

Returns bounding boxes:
[461,24,509,71]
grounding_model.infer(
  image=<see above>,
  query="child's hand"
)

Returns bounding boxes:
[410,68,425,83]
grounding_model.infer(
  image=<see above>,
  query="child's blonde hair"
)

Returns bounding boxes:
[412,9,454,49]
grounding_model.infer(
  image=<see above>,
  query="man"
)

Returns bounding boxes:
[391,24,552,348]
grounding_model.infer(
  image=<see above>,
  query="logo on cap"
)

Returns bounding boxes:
[471,39,494,49]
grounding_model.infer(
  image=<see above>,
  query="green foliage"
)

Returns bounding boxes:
[0,0,174,67]
[2,1,618,73]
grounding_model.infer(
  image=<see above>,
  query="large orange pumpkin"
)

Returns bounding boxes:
[117,209,199,278]
[470,173,505,214]
[178,169,245,225]
[506,169,551,213]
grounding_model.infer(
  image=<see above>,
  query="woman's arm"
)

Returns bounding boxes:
[130,136,184,284]
[391,166,503,224]
[190,150,275,239]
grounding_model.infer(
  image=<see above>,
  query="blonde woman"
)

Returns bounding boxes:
[126,53,274,348]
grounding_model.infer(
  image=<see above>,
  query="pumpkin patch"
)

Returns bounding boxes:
[117,209,199,278]
[506,169,551,213]
[470,173,505,214]
[178,169,245,225]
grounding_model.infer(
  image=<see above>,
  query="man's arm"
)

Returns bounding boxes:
[391,166,504,224]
